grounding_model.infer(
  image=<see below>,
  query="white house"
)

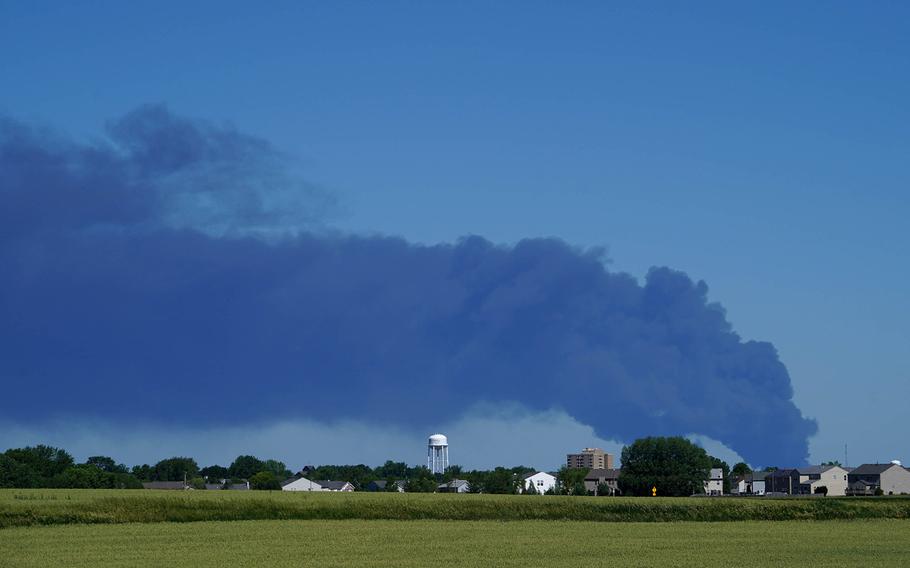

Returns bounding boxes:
[704,468,724,495]
[317,480,355,492]
[521,471,557,494]
[281,477,323,492]
[731,471,767,496]
[437,479,471,493]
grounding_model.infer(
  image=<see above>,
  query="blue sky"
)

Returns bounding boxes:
[1,1,908,470]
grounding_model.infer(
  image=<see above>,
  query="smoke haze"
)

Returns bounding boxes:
[0,106,816,467]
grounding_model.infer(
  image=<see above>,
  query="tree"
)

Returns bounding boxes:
[249,471,281,490]
[4,445,74,480]
[262,459,291,480]
[618,437,712,496]
[595,482,613,497]
[556,466,588,495]
[374,461,408,479]
[0,454,40,488]
[228,455,265,479]
[200,465,229,480]
[85,456,128,474]
[132,464,153,480]
[404,467,437,493]
[731,462,751,479]
[152,457,198,482]
[822,461,842,467]
[524,476,538,494]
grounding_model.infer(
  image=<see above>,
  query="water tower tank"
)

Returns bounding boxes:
[427,433,449,474]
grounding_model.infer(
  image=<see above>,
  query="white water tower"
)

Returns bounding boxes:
[427,433,449,474]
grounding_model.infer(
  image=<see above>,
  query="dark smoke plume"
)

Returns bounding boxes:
[0,106,816,466]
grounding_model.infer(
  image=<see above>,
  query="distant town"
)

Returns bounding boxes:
[2,434,908,497]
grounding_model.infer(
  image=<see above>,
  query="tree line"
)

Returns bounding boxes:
[2,437,747,495]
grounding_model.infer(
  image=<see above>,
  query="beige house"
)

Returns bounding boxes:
[847,463,910,496]
[793,465,849,496]
[584,468,621,495]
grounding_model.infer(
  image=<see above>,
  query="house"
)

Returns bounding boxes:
[583,469,621,495]
[281,477,323,492]
[142,481,188,490]
[316,480,355,492]
[765,469,797,494]
[205,482,250,490]
[731,471,768,496]
[521,471,557,494]
[437,479,471,493]
[792,465,849,496]
[366,479,406,492]
[847,463,910,496]
[703,468,724,495]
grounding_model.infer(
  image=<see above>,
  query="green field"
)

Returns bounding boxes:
[3,489,910,528]
[3,519,909,567]
[3,491,909,567]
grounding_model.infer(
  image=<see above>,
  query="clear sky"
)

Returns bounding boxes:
[1,1,908,470]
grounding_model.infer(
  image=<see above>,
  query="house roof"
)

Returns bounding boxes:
[521,471,555,480]
[439,479,470,488]
[585,468,621,481]
[317,480,353,491]
[767,469,795,477]
[142,481,186,490]
[795,465,835,475]
[850,464,897,476]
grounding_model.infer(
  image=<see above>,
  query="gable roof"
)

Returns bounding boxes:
[317,480,353,491]
[850,463,898,476]
[142,481,187,490]
[795,465,835,475]
[521,471,556,480]
[585,468,621,481]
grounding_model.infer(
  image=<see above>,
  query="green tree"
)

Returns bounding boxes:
[228,455,265,479]
[200,465,229,480]
[53,464,110,488]
[85,456,128,474]
[731,462,752,479]
[524,476,538,494]
[4,445,74,480]
[152,457,199,482]
[249,471,281,490]
[262,459,291,480]
[618,437,712,496]
[556,466,588,495]
[374,461,408,479]
[131,464,153,480]
[0,454,40,488]
[404,467,437,493]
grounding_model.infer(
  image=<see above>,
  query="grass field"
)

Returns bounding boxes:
[2,489,910,528]
[3,518,910,567]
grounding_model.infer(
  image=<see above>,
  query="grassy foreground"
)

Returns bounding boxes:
[2,489,910,528]
[3,519,910,567]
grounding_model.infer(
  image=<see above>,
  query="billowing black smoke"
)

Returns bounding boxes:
[0,106,816,466]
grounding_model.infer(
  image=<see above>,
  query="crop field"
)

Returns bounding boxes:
[3,518,910,567]
[2,489,910,528]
